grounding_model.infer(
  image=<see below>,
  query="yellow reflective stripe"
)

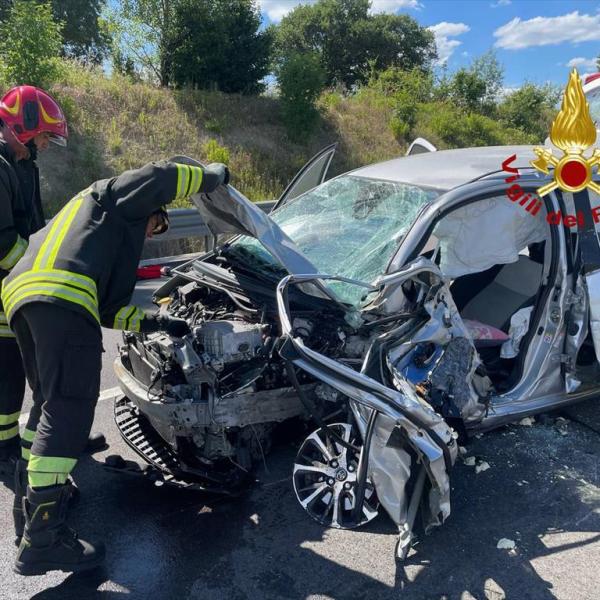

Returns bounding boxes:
[0,411,20,425]
[0,235,27,270]
[22,428,35,443]
[2,269,97,303]
[0,311,8,324]
[46,197,84,269]
[33,200,76,271]
[114,305,135,329]
[0,424,18,440]
[28,454,77,474]
[0,325,15,337]
[128,308,145,332]
[21,447,31,461]
[5,284,100,324]
[28,472,68,487]
[32,188,91,271]
[176,164,187,200]
[190,166,203,194]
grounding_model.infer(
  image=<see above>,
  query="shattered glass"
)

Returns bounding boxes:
[230,175,439,305]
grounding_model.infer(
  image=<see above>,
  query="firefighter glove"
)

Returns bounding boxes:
[203,163,230,191]
[158,315,190,338]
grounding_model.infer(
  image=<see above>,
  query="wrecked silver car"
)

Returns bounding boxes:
[113,144,600,557]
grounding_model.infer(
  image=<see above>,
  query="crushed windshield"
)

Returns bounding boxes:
[227,175,440,305]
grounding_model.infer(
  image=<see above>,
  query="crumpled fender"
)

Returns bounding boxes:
[276,272,458,532]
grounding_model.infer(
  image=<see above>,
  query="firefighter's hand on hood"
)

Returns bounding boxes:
[202,163,230,192]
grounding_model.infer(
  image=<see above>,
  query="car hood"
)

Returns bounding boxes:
[165,152,318,276]
[192,184,319,275]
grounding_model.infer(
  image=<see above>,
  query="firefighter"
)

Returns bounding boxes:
[2,158,229,575]
[0,86,68,475]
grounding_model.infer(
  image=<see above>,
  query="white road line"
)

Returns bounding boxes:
[18,386,122,426]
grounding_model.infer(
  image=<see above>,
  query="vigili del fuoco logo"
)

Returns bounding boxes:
[531,68,600,196]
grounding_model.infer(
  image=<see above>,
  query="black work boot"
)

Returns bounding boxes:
[0,436,20,476]
[14,485,105,576]
[12,460,28,546]
[12,464,81,547]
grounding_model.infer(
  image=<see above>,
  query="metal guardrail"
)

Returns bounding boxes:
[147,200,276,243]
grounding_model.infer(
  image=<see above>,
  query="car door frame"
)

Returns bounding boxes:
[271,143,337,212]
[385,178,589,430]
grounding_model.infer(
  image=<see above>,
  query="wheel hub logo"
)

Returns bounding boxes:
[531,68,600,196]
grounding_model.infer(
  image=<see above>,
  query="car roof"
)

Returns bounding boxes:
[350,145,540,191]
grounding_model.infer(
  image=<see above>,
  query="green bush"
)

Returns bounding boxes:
[278,51,326,141]
[499,83,559,143]
[0,1,64,88]
[203,139,230,164]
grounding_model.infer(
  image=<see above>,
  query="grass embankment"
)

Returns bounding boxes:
[34,65,402,216]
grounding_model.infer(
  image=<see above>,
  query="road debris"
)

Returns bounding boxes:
[519,416,535,427]
[464,456,476,466]
[475,461,491,474]
[496,538,516,550]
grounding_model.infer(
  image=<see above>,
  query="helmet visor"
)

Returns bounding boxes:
[49,134,67,147]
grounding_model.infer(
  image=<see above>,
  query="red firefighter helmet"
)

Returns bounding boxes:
[0,86,68,147]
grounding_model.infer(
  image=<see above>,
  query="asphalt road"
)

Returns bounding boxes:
[0,277,599,600]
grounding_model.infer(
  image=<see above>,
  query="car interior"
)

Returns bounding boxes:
[417,196,553,390]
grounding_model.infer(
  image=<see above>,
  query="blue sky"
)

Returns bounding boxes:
[259,0,600,89]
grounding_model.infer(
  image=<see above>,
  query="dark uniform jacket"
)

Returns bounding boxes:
[2,160,211,332]
[15,145,46,235]
[0,140,29,338]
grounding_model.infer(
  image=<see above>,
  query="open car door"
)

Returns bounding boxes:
[271,143,337,211]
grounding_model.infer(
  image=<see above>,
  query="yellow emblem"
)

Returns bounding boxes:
[531,69,600,196]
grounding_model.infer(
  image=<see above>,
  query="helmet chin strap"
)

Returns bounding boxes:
[25,139,38,160]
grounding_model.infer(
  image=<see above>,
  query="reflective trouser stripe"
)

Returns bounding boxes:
[0,235,27,270]
[0,424,18,440]
[21,428,35,462]
[28,454,77,488]
[22,428,35,442]
[113,305,145,331]
[0,411,20,425]
[2,269,99,324]
[0,312,15,338]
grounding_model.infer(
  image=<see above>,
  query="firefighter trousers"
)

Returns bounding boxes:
[0,337,26,449]
[11,303,102,487]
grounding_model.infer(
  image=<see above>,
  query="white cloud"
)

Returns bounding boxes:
[259,0,422,22]
[369,0,423,13]
[428,22,470,64]
[491,0,511,7]
[258,0,307,22]
[495,11,600,49]
[567,57,598,70]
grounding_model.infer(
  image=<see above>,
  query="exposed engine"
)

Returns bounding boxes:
[115,263,355,490]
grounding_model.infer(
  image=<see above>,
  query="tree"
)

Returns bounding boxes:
[0,0,108,62]
[0,0,63,88]
[274,0,436,88]
[106,0,179,86]
[443,51,504,114]
[168,0,272,94]
[278,51,325,140]
[499,83,560,142]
